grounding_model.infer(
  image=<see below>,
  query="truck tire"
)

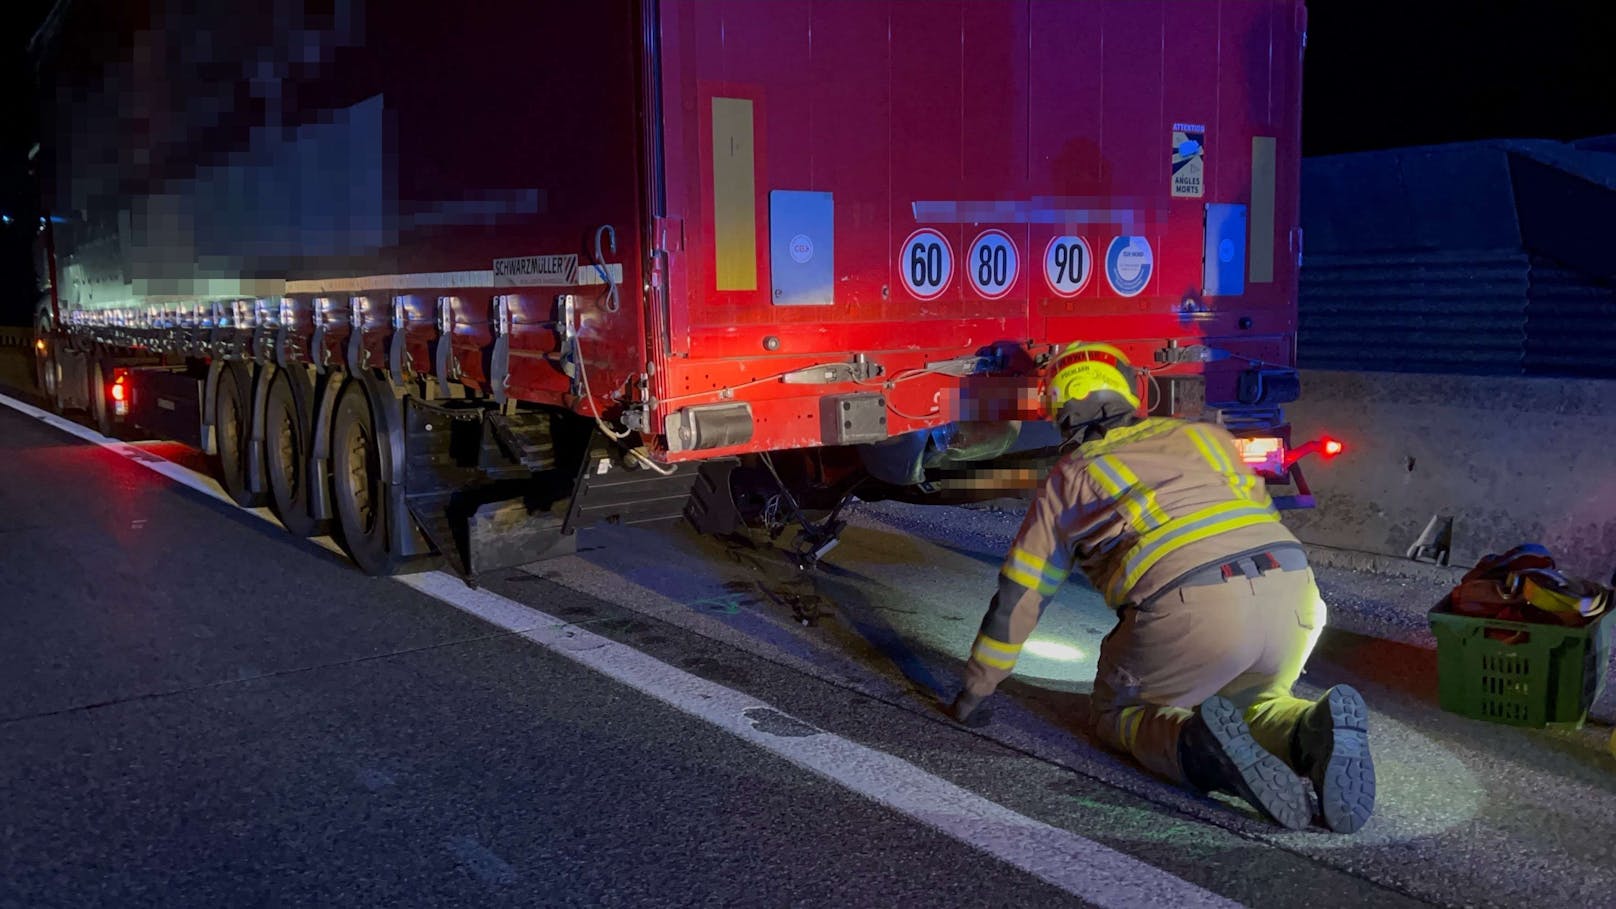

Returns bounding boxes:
[264,371,324,537]
[215,364,265,507]
[38,345,64,414]
[329,381,403,575]
[90,360,113,437]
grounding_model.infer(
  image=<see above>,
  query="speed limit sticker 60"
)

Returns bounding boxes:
[900,229,953,300]
[967,230,1019,299]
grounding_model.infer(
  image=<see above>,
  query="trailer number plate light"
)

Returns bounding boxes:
[1232,436,1285,476]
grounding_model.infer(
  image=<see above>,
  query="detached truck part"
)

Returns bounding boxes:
[29,0,1311,579]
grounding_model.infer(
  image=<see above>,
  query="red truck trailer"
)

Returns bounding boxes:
[29,0,1312,579]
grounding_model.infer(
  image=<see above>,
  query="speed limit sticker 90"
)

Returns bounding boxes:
[900,229,954,300]
[967,230,1019,299]
[1043,235,1094,297]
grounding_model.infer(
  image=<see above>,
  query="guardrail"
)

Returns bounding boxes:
[0,327,35,349]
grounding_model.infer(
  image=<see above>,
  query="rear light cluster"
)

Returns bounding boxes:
[111,373,128,416]
[1232,434,1345,479]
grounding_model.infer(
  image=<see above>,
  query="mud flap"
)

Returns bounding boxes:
[684,459,743,536]
[563,432,702,534]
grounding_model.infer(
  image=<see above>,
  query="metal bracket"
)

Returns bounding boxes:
[346,296,367,374]
[388,296,408,386]
[490,295,512,406]
[274,297,292,370]
[433,297,454,396]
[781,355,883,385]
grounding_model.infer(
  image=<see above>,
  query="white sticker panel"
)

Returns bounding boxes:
[1042,236,1094,297]
[492,254,579,287]
[967,230,1018,299]
[900,229,954,300]
[1104,236,1154,297]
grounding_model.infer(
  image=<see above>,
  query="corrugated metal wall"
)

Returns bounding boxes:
[1525,259,1616,378]
[1298,141,1616,378]
[1299,251,1528,374]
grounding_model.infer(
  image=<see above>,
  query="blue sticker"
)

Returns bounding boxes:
[1104,236,1154,297]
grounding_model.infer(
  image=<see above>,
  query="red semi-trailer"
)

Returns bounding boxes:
[29,0,1314,579]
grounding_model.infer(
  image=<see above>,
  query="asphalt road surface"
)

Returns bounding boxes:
[2,394,1614,908]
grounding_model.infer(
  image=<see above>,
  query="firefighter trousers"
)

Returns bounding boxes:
[1089,566,1327,784]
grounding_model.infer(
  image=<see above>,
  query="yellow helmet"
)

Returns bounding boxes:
[1047,341,1141,420]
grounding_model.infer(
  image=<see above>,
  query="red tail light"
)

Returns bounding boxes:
[110,376,126,402]
[1284,435,1348,469]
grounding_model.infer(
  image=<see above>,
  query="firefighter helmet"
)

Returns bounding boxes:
[1047,341,1141,424]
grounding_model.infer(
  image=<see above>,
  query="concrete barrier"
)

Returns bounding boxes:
[1283,369,1616,580]
[0,327,34,349]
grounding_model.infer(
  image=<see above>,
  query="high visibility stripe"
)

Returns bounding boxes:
[1187,423,1268,506]
[1088,457,1171,530]
[972,634,1022,670]
[1002,547,1067,596]
[1186,423,1234,472]
[1079,417,1180,456]
[1117,706,1148,748]
[1118,501,1280,594]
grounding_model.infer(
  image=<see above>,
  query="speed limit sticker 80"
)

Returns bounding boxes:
[967,230,1019,299]
[900,229,954,300]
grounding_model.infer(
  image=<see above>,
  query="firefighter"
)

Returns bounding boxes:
[948,342,1375,833]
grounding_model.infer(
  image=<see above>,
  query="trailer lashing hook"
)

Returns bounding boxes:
[388,296,409,386]
[433,297,455,397]
[346,296,369,373]
[489,295,512,406]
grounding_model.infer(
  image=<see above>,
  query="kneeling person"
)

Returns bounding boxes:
[950,342,1375,833]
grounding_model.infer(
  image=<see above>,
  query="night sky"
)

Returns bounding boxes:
[1,0,1612,326]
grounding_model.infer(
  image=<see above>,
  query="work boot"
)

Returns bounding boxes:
[1292,685,1376,834]
[1179,696,1311,830]
[946,690,992,728]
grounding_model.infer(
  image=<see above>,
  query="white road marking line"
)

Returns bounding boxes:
[0,392,1241,909]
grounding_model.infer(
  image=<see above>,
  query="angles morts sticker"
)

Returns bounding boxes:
[1171,123,1206,199]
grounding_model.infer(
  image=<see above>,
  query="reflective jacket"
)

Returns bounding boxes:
[962,417,1301,697]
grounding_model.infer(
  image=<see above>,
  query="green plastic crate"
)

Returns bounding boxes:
[1428,605,1613,727]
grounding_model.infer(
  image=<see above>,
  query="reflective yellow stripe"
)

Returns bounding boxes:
[1186,423,1234,472]
[972,634,1022,670]
[1116,705,1148,748]
[975,635,1022,658]
[1003,546,1067,596]
[1188,423,1266,505]
[1088,456,1170,530]
[1120,501,1279,593]
[1079,417,1180,456]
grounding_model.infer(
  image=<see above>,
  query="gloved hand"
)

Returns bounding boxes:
[946,690,992,728]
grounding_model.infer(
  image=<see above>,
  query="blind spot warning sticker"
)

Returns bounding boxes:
[1171,123,1206,199]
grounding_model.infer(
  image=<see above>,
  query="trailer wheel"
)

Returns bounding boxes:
[265,372,323,537]
[215,365,265,508]
[329,381,402,575]
[37,344,63,413]
[89,360,114,437]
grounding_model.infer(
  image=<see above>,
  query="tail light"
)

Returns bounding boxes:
[1233,433,1346,479]
[1284,435,1345,469]
[1231,435,1287,478]
[111,373,128,416]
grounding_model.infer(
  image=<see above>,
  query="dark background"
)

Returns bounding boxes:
[1,0,1613,326]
